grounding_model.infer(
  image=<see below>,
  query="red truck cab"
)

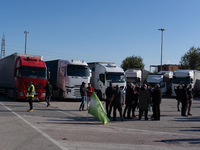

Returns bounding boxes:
[14,56,47,100]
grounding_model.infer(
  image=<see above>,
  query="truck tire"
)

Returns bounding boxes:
[59,90,63,100]
[97,90,102,101]
[13,90,18,101]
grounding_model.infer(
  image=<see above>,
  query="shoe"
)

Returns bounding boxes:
[113,119,116,121]
[121,117,124,122]
[27,109,33,112]
[127,117,133,119]
[79,109,82,111]
[132,115,137,118]
[188,113,192,116]
[178,109,180,111]
[145,117,149,120]
[82,109,86,111]
[182,114,188,117]
[47,104,50,107]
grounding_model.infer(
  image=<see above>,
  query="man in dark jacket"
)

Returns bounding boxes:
[181,84,188,116]
[44,81,53,107]
[79,82,87,111]
[152,84,162,121]
[123,83,134,119]
[187,84,194,116]
[110,85,124,122]
[175,83,181,111]
[105,82,114,118]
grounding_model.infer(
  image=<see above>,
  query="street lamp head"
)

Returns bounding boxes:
[158,28,166,31]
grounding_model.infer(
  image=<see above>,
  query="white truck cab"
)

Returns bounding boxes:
[88,62,126,100]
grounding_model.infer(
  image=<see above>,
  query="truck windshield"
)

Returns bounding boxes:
[106,72,125,82]
[172,77,190,84]
[19,66,47,79]
[126,77,138,84]
[67,65,89,77]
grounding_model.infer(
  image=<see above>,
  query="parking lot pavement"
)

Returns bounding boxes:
[1,95,200,150]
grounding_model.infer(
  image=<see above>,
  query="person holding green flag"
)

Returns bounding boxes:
[88,92,110,124]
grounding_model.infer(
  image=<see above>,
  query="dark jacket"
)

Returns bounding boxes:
[113,88,122,106]
[138,87,151,109]
[180,88,188,103]
[80,85,87,96]
[44,82,53,95]
[125,86,134,105]
[187,88,194,99]
[106,86,114,99]
[152,87,162,105]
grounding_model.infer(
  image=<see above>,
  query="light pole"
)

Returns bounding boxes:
[158,28,166,71]
[24,31,29,54]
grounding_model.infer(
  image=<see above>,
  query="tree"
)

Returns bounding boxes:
[180,46,200,70]
[121,55,144,71]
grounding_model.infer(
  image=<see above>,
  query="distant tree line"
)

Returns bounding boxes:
[121,46,200,71]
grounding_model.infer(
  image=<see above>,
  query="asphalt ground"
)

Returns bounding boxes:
[0,94,200,150]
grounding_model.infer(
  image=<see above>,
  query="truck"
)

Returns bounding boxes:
[45,59,91,100]
[88,62,126,100]
[171,70,200,97]
[0,53,48,101]
[125,68,152,86]
[147,71,173,95]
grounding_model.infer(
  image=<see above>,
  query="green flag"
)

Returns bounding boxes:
[88,92,110,124]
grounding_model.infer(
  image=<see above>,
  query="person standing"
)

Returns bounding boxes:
[110,85,124,122]
[27,81,35,112]
[181,84,188,116]
[187,84,194,116]
[105,82,114,118]
[79,82,87,111]
[152,84,162,121]
[131,84,139,118]
[86,83,95,110]
[44,81,53,107]
[123,83,134,119]
[175,83,181,111]
[138,84,151,120]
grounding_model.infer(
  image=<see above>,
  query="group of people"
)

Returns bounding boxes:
[79,82,95,111]
[105,82,162,121]
[27,80,53,112]
[175,83,194,116]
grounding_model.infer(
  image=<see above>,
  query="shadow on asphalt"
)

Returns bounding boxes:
[155,138,200,144]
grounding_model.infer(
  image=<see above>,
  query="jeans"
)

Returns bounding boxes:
[28,97,33,110]
[79,96,87,110]
[87,96,91,109]
[45,94,51,105]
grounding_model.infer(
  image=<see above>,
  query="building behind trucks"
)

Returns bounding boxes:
[171,70,200,97]
[147,71,173,95]
[125,68,152,86]
[45,59,91,100]
[88,62,126,100]
[0,53,48,101]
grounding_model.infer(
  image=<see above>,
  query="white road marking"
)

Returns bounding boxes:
[0,102,69,150]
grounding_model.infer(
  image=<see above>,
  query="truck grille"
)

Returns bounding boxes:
[24,82,44,90]
[74,89,81,97]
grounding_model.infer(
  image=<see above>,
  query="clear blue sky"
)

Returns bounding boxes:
[1,0,200,71]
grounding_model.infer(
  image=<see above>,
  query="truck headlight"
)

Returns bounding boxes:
[42,93,46,97]
[19,92,24,96]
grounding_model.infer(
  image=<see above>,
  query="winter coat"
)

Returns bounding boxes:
[138,87,151,109]
[125,86,134,105]
[152,87,162,105]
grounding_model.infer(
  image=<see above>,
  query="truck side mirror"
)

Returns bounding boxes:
[15,68,19,78]
[47,70,50,80]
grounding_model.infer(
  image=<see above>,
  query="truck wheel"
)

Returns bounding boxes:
[13,90,18,101]
[97,90,102,101]
[59,90,63,100]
